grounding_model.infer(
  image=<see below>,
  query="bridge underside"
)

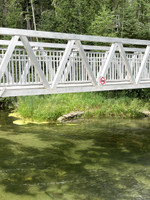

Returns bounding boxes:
[0,28,150,97]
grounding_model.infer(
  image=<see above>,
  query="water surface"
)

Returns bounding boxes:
[0,111,150,200]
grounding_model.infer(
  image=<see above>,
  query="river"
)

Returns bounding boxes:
[0,111,150,200]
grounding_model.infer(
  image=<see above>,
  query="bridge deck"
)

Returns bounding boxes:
[0,28,150,97]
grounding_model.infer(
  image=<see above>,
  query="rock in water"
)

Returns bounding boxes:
[57,111,84,122]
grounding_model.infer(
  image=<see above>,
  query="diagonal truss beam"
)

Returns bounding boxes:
[97,43,117,80]
[136,45,150,84]
[75,40,97,86]
[0,53,13,82]
[117,43,135,84]
[51,40,75,88]
[0,36,19,81]
[97,43,136,84]
[20,47,52,84]
[20,36,50,88]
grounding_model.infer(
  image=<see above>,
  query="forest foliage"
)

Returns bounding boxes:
[0,0,149,39]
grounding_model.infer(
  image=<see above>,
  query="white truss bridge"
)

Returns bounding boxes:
[0,28,150,97]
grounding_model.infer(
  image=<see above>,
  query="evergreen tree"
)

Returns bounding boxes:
[6,0,24,28]
[0,0,149,39]
[116,0,150,39]
[88,6,117,37]
[49,0,102,34]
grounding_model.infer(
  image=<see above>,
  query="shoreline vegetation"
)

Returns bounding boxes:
[9,90,150,124]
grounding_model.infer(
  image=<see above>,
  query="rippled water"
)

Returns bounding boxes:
[0,111,150,200]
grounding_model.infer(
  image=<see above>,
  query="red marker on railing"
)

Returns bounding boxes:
[100,77,106,85]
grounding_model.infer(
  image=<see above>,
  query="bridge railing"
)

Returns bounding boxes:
[0,28,149,93]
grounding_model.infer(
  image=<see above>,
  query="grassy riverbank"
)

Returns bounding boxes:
[14,90,150,122]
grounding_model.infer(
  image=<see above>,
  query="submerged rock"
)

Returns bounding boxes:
[57,111,84,122]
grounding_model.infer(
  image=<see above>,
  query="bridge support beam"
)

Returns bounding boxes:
[117,43,135,84]
[51,40,75,89]
[52,40,97,89]
[0,28,149,97]
[136,45,150,84]
[0,36,19,82]
[20,36,50,89]
[97,43,136,85]
[75,40,97,86]
[98,43,117,81]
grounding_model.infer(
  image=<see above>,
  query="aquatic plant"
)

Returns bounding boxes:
[15,91,149,122]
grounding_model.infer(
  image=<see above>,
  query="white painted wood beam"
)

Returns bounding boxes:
[0,36,19,81]
[51,40,75,89]
[75,40,97,86]
[20,36,50,88]
[117,43,135,84]
[136,45,150,84]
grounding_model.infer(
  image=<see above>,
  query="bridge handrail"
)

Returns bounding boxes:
[0,27,150,46]
[0,27,150,97]
[0,39,146,53]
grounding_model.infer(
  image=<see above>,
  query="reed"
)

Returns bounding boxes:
[16,91,149,122]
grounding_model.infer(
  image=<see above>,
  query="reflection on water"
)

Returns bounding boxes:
[0,111,150,200]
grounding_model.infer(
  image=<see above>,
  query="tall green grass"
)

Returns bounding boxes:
[16,92,149,122]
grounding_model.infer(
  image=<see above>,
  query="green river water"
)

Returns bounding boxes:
[0,111,150,200]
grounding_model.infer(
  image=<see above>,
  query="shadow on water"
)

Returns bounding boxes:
[0,111,150,199]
